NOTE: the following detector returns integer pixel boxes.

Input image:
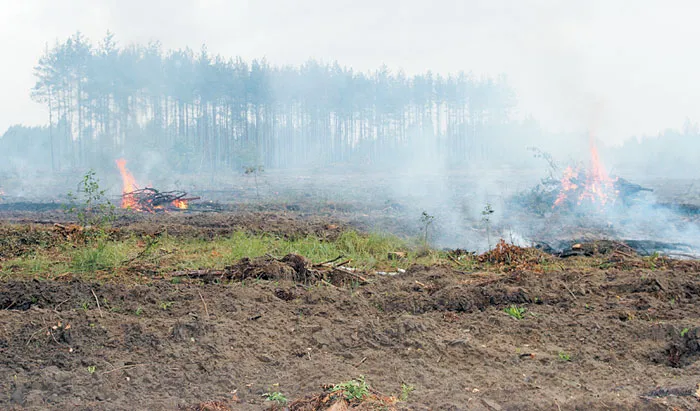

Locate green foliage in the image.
[262,391,287,405]
[70,240,128,273]
[558,351,571,362]
[87,366,96,374]
[159,301,174,311]
[135,307,144,316]
[331,375,370,401]
[504,305,526,320]
[66,170,115,229]
[400,383,415,401]
[681,327,690,337]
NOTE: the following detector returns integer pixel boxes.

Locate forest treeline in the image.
[29,32,519,172]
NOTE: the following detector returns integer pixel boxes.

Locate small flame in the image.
[554,166,579,207]
[115,159,138,209]
[172,199,189,210]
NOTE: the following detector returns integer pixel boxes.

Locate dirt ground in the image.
[1,210,700,410]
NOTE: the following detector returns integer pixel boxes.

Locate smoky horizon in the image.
[0,3,698,256]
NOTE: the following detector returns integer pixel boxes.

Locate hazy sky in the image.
[1,0,698,144]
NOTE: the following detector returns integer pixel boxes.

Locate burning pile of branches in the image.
[121,188,198,213]
[513,138,652,215]
[115,158,198,212]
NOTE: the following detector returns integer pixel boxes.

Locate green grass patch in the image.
[0,229,420,279]
[70,240,132,273]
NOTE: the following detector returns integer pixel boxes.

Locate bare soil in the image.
[1,211,700,410]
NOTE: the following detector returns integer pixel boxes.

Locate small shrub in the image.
[262,391,287,405]
[331,375,370,401]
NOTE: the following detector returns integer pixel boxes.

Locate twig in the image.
[314,255,345,267]
[613,250,636,259]
[197,290,209,318]
[103,364,147,374]
[320,279,339,289]
[562,283,577,300]
[447,254,462,265]
[171,269,226,277]
[333,260,352,268]
[333,267,368,283]
[25,328,44,346]
[355,357,367,367]
[53,297,71,312]
[265,253,282,262]
[91,289,103,318]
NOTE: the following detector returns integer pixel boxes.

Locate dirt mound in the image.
[172,253,366,287]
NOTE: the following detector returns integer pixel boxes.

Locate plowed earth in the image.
[1,212,700,410]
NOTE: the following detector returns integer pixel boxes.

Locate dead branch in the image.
[91,289,103,318]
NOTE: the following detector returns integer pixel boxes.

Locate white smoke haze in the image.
[0,0,699,254]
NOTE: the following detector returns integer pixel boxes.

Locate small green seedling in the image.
[159,301,173,311]
[504,305,526,320]
[135,307,143,316]
[558,351,571,362]
[331,375,370,401]
[400,383,415,401]
[262,391,287,405]
[681,328,690,337]
[87,366,96,374]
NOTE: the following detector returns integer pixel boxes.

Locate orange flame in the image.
[553,134,618,209]
[115,159,189,211]
[554,166,579,207]
[115,159,138,209]
[172,199,189,210]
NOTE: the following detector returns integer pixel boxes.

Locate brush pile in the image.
[477,239,549,272]
[170,253,368,286]
[121,188,199,212]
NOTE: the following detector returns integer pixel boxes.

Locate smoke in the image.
[0,2,699,255]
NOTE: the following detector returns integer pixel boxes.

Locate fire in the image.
[115,158,189,212]
[553,134,618,209]
[172,199,189,210]
[115,159,139,209]
[554,166,579,207]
